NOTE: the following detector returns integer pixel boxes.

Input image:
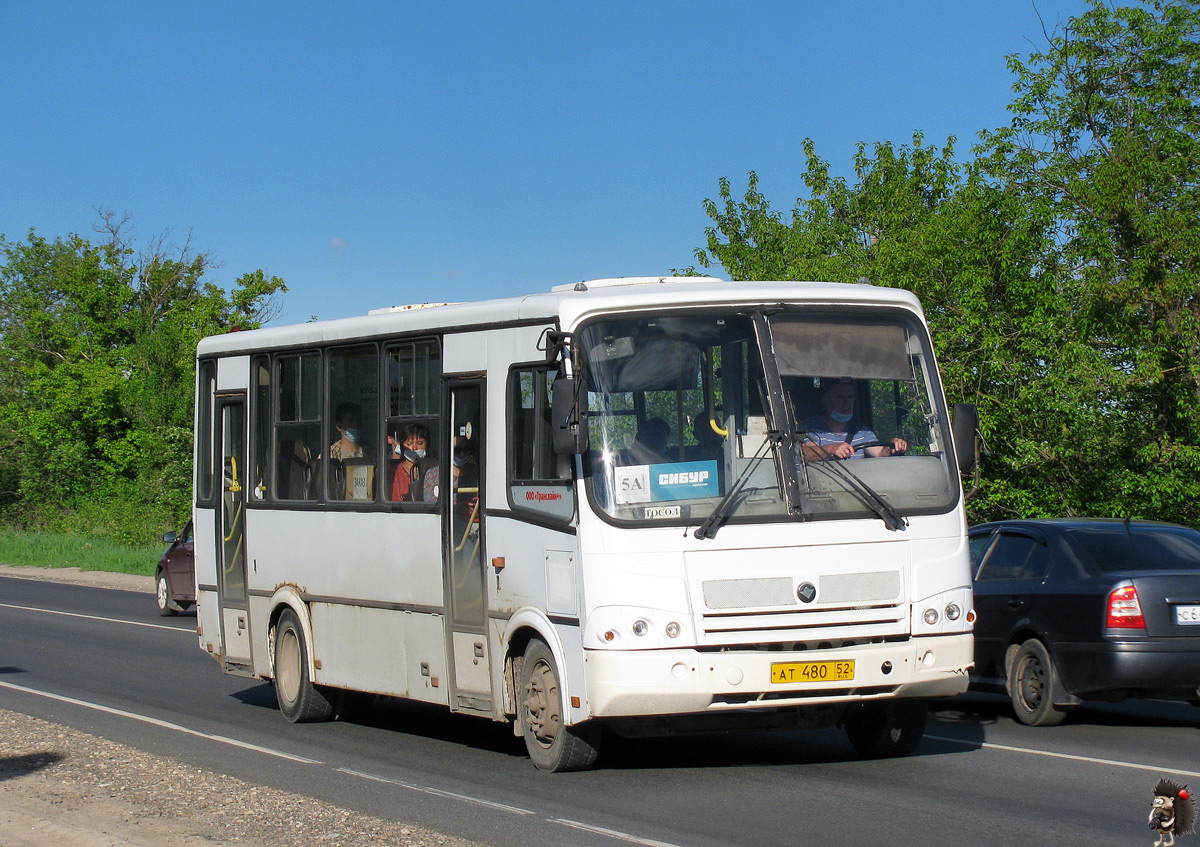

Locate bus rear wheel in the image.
[519,639,600,771]
[273,609,335,723]
[844,700,928,758]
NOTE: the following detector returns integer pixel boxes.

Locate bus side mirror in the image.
[952,403,978,475]
[551,374,589,455]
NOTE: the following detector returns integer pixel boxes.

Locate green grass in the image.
[0,528,162,576]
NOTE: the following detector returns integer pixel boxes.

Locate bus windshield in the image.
[580,309,957,527]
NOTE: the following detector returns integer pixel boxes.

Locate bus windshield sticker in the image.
[650,461,719,501]
[614,465,651,504]
[644,504,681,519]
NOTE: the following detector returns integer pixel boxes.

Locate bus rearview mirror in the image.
[952,403,978,475]
[551,374,589,455]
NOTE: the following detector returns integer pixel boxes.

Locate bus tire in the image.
[844,700,927,758]
[519,639,600,771]
[273,609,335,723]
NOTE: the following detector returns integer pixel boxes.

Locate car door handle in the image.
[1007,598,1024,609]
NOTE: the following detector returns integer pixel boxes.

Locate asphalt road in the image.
[1,574,1195,847]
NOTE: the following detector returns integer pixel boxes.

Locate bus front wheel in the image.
[273,609,335,723]
[519,639,600,771]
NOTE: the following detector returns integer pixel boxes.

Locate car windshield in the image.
[1066,524,1200,572]
[579,308,957,527]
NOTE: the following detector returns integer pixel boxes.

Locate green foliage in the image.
[0,527,162,576]
[0,215,286,544]
[695,0,1200,526]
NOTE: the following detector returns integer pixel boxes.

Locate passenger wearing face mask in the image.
[798,379,907,461]
[330,402,371,461]
[327,402,377,500]
[387,422,435,502]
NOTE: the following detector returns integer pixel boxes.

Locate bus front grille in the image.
[699,605,908,646]
[701,570,902,610]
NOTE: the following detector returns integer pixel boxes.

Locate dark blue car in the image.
[969,518,1200,725]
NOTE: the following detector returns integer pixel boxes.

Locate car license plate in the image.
[1176,605,1200,625]
[770,660,855,684]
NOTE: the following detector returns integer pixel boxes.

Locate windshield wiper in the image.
[797,434,907,532]
[694,431,781,540]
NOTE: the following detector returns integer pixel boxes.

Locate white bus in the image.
[193,276,978,771]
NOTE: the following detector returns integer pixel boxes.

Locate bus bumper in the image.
[583,635,972,718]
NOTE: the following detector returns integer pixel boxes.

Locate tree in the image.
[0,215,285,541]
[693,0,1200,524]
[980,0,1200,521]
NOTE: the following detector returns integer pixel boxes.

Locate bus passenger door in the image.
[443,379,491,713]
[217,396,253,673]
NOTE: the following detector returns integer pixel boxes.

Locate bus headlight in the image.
[913,588,974,635]
[588,607,693,649]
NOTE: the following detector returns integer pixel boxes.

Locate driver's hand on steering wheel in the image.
[826,441,857,460]
[890,437,908,455]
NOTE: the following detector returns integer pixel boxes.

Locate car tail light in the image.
[1106,585,1145,629]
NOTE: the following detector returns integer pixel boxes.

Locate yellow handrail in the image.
[705,349,729,437]
[454,487,480,553]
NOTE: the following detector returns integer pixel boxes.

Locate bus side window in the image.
[251,356,271,500]
[509,366,574,521]
[385,338,441,505]
[327,345,380,502]
[276,353,321,502]
[196,360,216,504]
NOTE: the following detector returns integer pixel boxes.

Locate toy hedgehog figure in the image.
[1150,778,1196,846]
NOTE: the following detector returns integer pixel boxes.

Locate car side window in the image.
[1022,541,1050,580]
[969,533,994,572]
[976,533,1045,581]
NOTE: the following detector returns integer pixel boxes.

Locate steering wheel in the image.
[853,439,900,455]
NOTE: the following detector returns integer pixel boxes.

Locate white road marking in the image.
[0,601,183,632]
[551,818,689,847]
[0,679,321,764]
[926,733,1200,779]
[337,767,535,815]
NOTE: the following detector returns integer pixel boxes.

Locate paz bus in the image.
[192,276,978,771]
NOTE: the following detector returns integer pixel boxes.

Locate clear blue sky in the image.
[1,1,1093,324]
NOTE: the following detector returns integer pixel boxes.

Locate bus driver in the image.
[799,379,907,461]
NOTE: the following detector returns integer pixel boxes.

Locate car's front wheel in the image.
[1007,639,1068,727]
[155,573,177,617]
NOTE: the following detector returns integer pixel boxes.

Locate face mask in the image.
[393,443,404,456]
[829,411,852,424]
[343,428,361,444]
[411,448,426,459]
[403,448,422,463]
